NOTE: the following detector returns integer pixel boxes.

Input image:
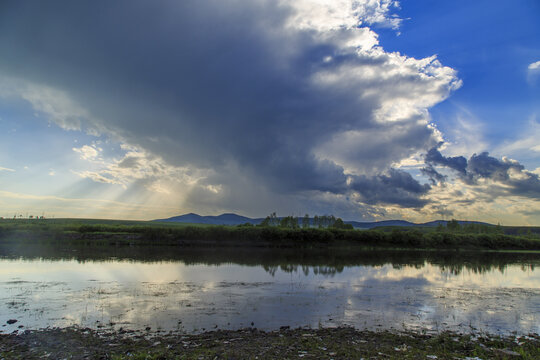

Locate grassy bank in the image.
[1,218,540,250]
[1,326,538,359]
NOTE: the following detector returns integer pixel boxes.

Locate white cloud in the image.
[73,144,215,194]
[0,166,15,172]
[497,114,540,155]
[528,60,540,70]
[284,0,402,33]
[442,107,488,158]
[419,180,540,226]
[73,145,100,160]
[527,60,540,85]
[0,75,105,134]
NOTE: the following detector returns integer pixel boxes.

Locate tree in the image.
[331,218,353,229]
[302,214,310,229]
[260,212,278,227]
[319,215,334,228]
[279,216,289,228]
[447,219,460,232]
[329,215,336,227]
[270,212,278,226]
[279,215,299,229]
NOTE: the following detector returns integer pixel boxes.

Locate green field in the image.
[1,218,540,250]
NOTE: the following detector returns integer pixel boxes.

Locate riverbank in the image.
[1,219,540,250]
[1,326,538,359]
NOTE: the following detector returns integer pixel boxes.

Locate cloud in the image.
[420,164,446,185]
[527,60,540,84]
[73,144,212,194]
[422,180,540,226]
[350,169,431,208]
[441,107,488,158]
[0,0,460,214]
[422,146,540,199]
[0,166,15,172]
[528,61,540,70]
[497,115,540,155]
[0,76,93,132]
[73,145,100,160]
[285,0,402,32]
[425,146,467,174]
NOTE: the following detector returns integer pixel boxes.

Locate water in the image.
[1,247,539,335]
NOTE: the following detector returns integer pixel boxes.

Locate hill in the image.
[155,213,261,226]
[154,213,492,229]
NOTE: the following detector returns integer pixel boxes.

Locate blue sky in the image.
[0,0,539,224]
[378,0,540,165]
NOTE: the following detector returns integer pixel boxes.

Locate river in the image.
[1,247,539,335]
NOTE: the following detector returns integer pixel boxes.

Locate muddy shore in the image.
[1,326,539,359]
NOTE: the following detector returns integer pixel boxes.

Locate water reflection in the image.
[0,243,537,275]
[0,247,539,335]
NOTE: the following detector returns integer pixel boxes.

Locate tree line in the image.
[258,212,353,230]
[438,219,504,234]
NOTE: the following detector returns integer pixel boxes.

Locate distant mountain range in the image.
[154,213,492,229]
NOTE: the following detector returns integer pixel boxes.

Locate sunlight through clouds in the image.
[0,0,539,223]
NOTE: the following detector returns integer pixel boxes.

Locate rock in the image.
[394,344,408,352]
[6,319,17,325]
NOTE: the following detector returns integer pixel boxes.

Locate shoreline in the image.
[1,326,538,359]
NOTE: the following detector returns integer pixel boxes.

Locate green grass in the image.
[1,218,540,250]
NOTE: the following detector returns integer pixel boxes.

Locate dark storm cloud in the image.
[424,147,540,198]
[0,0,453,209]
[467,152,522,182]
[350,169,431,208]
[425,146,467,174]
[467,153,540,198]
[420,165,447,185]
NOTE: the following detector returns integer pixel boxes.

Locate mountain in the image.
[343,219,413,228]
[155,213,261,226]
[154,213,493,229]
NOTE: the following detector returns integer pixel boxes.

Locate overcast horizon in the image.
[1,0,539,225]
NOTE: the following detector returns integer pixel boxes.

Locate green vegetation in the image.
[442,218,504,234]
[1,327,538,360]
[1,217,540,250]
[260,212,353,229]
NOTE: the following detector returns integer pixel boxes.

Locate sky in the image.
[0,0,539,225]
